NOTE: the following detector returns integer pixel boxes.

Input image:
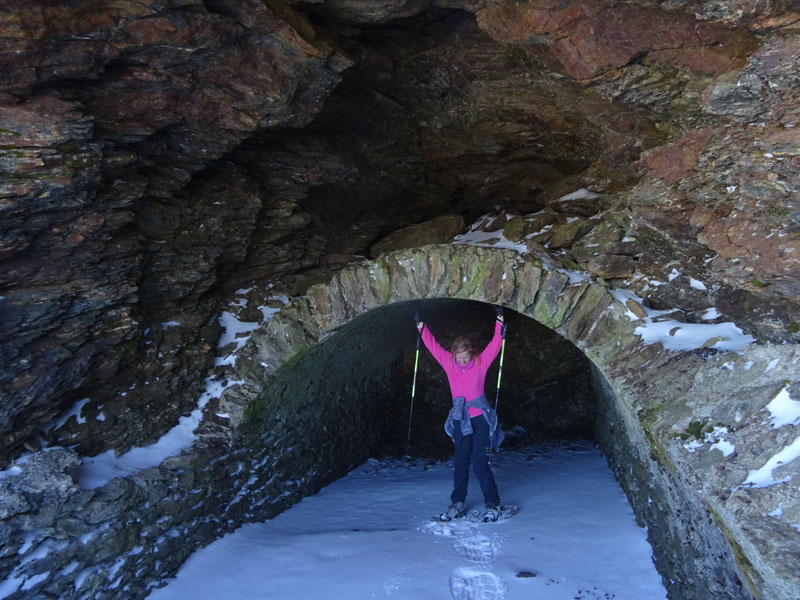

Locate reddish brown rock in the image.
[640,128,714,185]
[474,0,758,80]
[698,213,800,279]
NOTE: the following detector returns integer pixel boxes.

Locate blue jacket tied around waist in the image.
[444,394,504,452]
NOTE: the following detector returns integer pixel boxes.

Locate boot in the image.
[440,501,466,521]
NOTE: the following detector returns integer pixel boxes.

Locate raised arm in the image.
[479,319,504,365]
[418,323,451,369]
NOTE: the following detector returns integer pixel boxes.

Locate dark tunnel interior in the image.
[242,298,599,465]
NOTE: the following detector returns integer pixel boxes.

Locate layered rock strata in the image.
[1,1,799,599]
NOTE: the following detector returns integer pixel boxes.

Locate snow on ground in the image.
[148,442,667,600]
[557,188,600,201]
[741,437,800,489]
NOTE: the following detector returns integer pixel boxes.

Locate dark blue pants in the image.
[451,416,500,506]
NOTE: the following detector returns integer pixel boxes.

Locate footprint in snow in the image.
[452,534,496,563]
[422,520,478,538]
[449,567,506,600]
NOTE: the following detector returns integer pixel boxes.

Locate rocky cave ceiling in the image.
[0,0,799,465]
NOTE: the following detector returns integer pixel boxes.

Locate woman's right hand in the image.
[417,321,424,329]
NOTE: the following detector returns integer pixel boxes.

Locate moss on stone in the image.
[788,321,799,335]
[466,254,489,297]
[683,419,707,440]
[638,403,662,429]
[709,507,761,599]
[645,429,677,474]
[376,258,393,305]
[240,391,272,430]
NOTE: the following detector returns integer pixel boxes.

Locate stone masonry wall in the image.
[1,245,797,599]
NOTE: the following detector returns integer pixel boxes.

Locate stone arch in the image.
[5,245,793,600]
[209,245,796,599]
[214,243,795,600]
[226,244,634,432]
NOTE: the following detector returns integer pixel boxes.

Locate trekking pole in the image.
[405,305,422,459]
[488,306,507,460]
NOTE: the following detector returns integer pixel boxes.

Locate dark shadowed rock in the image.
[370,215,465,256]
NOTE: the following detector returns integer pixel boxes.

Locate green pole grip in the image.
[495,336,506,392]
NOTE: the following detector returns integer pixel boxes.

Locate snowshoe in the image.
[434,501,466,523]
[464,504,519,523]
[483,504,500,523]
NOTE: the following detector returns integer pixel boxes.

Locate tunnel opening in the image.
[239,298,600,472]
[233,270,760,600]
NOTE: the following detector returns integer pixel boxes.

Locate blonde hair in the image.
[450,336,479,366]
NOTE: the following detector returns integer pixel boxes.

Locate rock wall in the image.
[1,245,798,599]
[227,245,797,599]
[1,0,800,598]
[1,0,797,469]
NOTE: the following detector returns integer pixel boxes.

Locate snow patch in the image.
[688,277,707,291]
[685,427,735,457]
[765,386,800,429]
[42,397,90,432]
[147,444,667,600]
[77,377,243,490]
[740,436,800,489]
[21,572,49,591]
[609,289,754,352]
[215,297,287,367]
[453,225,528,254]
[0,465,22,481]
[558,188,600,201]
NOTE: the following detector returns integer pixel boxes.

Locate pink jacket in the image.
[420,321,503,417]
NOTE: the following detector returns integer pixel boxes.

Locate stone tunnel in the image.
[1,1,799,599]
[6,244,797,599]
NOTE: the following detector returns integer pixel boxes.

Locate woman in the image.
[417,308,505,522]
